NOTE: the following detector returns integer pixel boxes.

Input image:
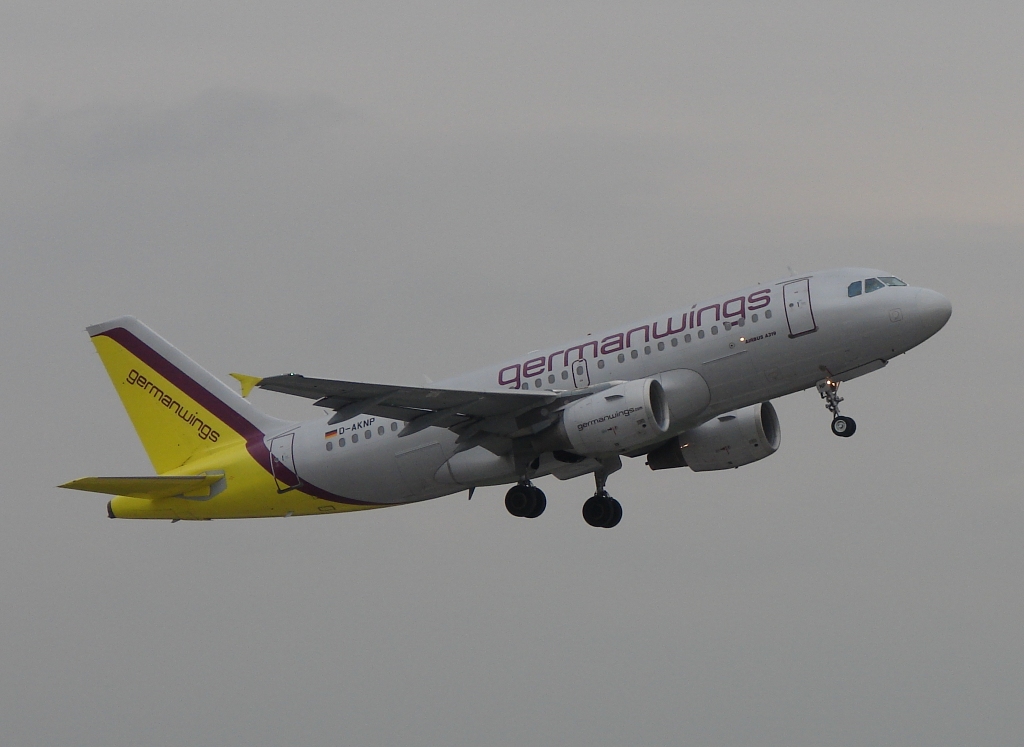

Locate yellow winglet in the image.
[229,373,263,398]
[59,473,225,500]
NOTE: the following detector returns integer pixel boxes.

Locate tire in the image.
[603,498,622,528]
[831,416,857,438]
[583,494,611,527]
[525,487,547,518]
[505,484,533,517]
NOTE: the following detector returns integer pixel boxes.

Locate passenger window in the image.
[765,310,772,319]
[724,321,731,330]
[698,330,705,339]
[630,349,639,359]
[671,338,678,347]
[711,326,718,335]
[535,378,542,388]
[848,281,862,297]
[657,341,664,351]
[352,433,358,443]
[561,370,569,379]
[644,345,651,355]
[752,314,758,322]
[378,425,385,435]
[390,422,398,431]
[522,382,529,390]
[684,334,691,342]
[865,277,885,293]
[617,353,625,363]
[365,430,371,440]
[879,276,906,286]
[326,441,333,451]
[548,374,555,383]
[597,359,605,369]
[339,437,346,446]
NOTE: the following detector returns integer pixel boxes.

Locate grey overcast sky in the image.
[1,3,1021,746]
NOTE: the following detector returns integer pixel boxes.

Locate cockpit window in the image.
[848,281,862,297]
[879,276,906,286]
[865,277,885,293]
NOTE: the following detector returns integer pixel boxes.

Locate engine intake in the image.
[647,402,781,471]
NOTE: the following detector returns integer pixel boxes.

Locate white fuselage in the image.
[283,268,950,504]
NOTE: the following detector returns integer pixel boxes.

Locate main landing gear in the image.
[817,378,856,438]
[582,470,622,528]
[505,482,547,518]
[504,458,623,528]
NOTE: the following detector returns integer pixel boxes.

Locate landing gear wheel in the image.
[831,416,856,438]
[505,484,546,518]
[505,484,532,517]
[525,487,547,518]
[582,493,622,528]
[604,497,622,528]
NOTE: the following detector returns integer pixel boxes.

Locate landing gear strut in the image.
[582,469,622,528]
[817,378,856,438]
[505,482,546,518]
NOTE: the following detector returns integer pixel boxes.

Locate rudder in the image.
[87,316,287,473]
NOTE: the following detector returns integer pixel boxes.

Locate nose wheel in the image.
[818,378,856,438]
[505,483,546,518]
[831,415,856,437]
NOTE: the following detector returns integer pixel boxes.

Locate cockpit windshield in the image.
[850,275,908,298]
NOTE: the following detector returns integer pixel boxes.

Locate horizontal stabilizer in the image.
[59,472,225,500]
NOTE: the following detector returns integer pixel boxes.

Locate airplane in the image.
[61,267,951,527]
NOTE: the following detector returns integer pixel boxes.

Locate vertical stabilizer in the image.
[87,316,288,473]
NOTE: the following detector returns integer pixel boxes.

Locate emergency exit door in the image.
[571,358,590,388]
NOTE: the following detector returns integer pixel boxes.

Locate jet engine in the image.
[558,377,670,456]
[646,402,781,472]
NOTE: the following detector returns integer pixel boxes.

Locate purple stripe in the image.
[96,327,383,507]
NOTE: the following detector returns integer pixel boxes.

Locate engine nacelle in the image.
[561,378,670,456]
[646,402,781,472]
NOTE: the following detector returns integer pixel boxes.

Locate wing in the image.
[255,374,594,453]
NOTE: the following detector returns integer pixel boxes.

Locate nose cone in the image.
[914,288,952,340]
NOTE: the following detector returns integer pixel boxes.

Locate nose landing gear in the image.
[505,483,546,518]
[817,378,857,438]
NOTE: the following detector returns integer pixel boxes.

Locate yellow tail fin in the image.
[87,317,286,473]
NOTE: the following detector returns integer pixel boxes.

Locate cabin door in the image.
[269,432,300,492]
[783,279,818,338]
